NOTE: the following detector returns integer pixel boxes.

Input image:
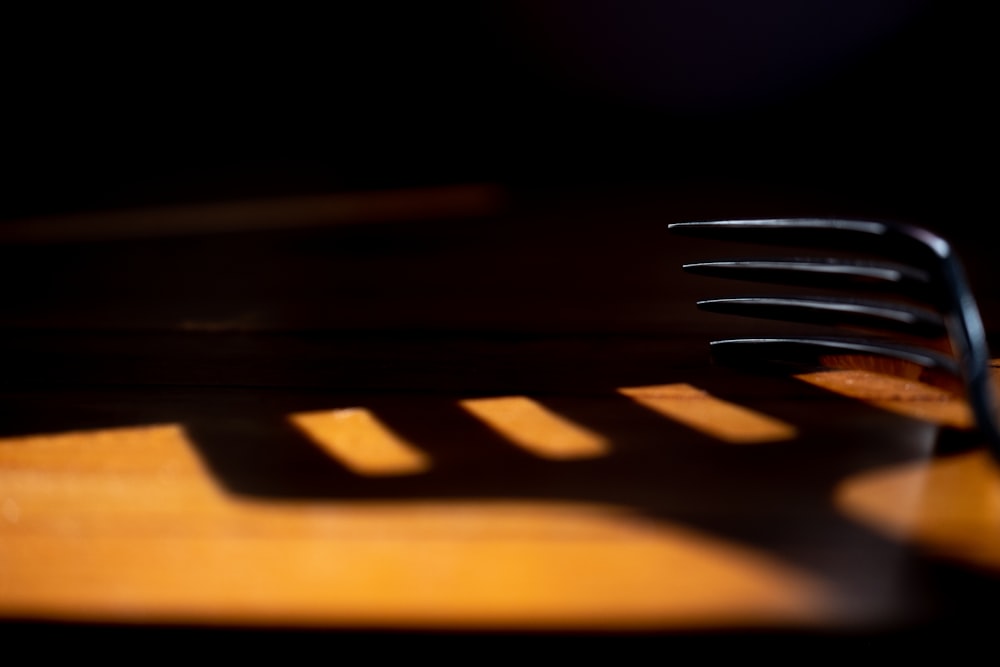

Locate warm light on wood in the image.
[0,421,834,630]
[458,396,610,460]
[836,450,1000,572]
[794,369,975,430]
[617,384,798,444]
[289,408,431,476]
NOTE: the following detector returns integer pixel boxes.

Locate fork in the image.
[667,218,1000,460]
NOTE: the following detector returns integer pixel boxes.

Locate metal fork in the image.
[668,218,1000,460]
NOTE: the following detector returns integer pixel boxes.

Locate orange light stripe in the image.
[459,396,610,460]
[617,384,797,444]
[289,408,431,477]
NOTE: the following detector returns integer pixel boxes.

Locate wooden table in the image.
[2,184,998,647]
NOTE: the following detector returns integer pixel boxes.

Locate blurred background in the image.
[3,0,992,227]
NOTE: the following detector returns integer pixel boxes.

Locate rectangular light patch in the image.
[459,396,610,460]
[289,408,430,477]
[617,384,797,444]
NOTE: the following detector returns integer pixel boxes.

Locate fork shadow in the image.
[2,337,996,637]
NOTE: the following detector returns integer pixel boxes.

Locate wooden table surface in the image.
[1,183,998,646]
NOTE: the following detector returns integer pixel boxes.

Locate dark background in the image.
[3,1,993,228]
[0,3,997,647]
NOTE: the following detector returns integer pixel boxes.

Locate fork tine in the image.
[668,219,950,266]
[682,258,934,297]
[697,296,947,338]
[708,337,961,377]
